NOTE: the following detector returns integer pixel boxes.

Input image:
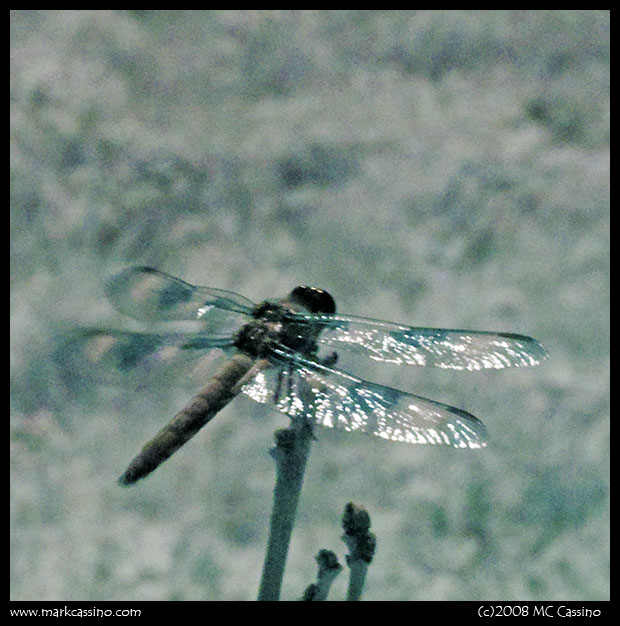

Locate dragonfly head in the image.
[288,286,336,315]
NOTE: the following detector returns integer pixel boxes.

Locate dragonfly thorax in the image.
[233,298,324,359]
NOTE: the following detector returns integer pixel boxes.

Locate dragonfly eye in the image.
[289,286,336,315]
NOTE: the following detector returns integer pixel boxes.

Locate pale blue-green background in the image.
[11,10,609,601]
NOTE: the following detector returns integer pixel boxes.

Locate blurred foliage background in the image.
[10,10,609,601]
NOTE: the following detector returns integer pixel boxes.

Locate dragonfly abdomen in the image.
[119,353,256,485]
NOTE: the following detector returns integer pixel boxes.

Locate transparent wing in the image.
[284,312,547,371]
[240,346,487,449]
[106,267,254,334]
[55,329,236,388]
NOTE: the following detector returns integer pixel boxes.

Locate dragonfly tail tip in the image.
[118,472,136,487]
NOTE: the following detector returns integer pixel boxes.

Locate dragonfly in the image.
[62,267,547,485]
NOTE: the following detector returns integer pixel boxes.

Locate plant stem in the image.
[302,550,342,601]
[257,420,313,601]
[342,503,376,601]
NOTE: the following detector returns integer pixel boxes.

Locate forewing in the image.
[106,267,254,334]
[286,313,547,371]
[240,347,487,449]
[55,329,235,389]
